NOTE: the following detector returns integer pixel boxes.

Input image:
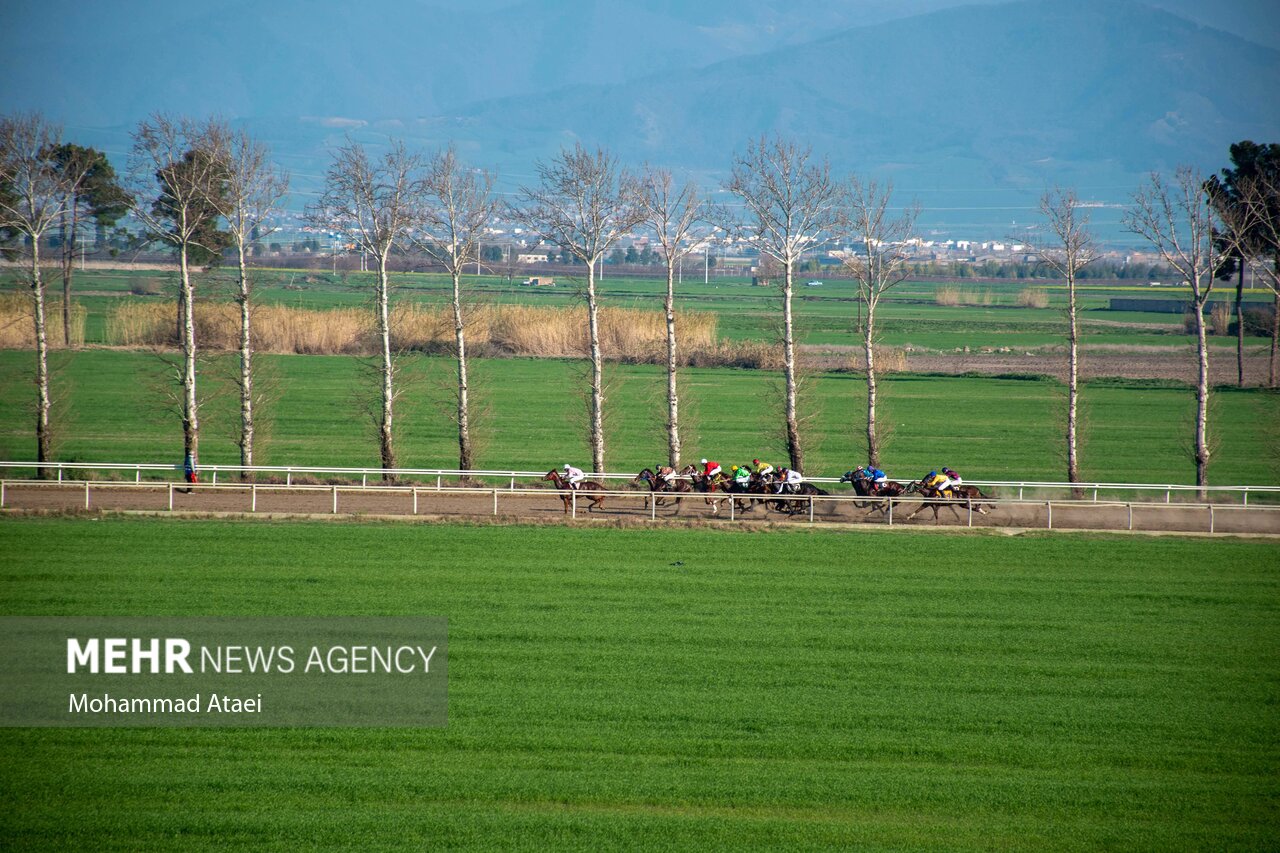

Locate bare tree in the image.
[840,176,918,470]
[311,138,422,476]
[418,145,499,472]
[637,166,703,468]
[512,144,641,475]
[0,114,77,474]
[725,136,844,471]
[1124,168,1219,491]
[1238,171,1280,385]
[1035,187,1098,485]
[129,115,229,475]
[207,124,288,474]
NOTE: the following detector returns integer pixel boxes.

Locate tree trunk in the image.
[586,261,606,476]
[452,270,473,472]
[1192,298,1211,494]
[376,253,396,477]
[60,209,74,348]
[237,242,254,475]
[863,313,879,469]
[31,241,51,478]
[782,259,803,472]
[178,243,199,474]
[1271,269,1278,388]
[665,262,680,468]
[1235,262,1245,387]
[1067,273,1080,485]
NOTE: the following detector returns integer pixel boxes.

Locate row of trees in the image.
[3,112,1277,491]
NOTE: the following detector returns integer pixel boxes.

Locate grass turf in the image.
[1,348,1277,486]
[0,516,1276,849]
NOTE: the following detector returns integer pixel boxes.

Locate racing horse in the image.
[634,467,690,511]
[686,465,744,516]
[543,469,606,514]
[771,479,830,515]
[902,481,990,522]
[841,467,909,516]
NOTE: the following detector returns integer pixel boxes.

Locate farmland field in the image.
[1,349,1278,485]
[9,267,1276,352]
[0,517,1276,850]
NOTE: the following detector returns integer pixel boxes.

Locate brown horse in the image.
[634,468,689,510]
[841,468,908,516]
[686,465,738,515]
[544,470,605,514]
[902,482,989,522]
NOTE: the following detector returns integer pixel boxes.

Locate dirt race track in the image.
[4,481,1279,536]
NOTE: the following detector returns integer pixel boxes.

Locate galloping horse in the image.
[841,468,908,516]
[901,482,990,522]
[634,467,690,511]
[686,465,741,515]
[543,470,605,514]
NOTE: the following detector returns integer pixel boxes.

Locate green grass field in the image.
[12,267,1275,351]
[1,517,1276,850]
[1,349,1278,486]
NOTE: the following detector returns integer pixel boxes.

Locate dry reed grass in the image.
[934,285,993,307]
[104,301,719,361]
[1017,288,1050,309]
[0,294,86,348]
[1210,302,1233,336]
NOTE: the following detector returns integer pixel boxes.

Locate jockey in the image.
[655,464,677,486]
[776,467,804,494]
[562,464,586,489]
[732,464,753,488]
[866,466,887,484]
[922,470,953,497]
[700,458,722,481]
[752,458,774,478]
[942,467,962,486]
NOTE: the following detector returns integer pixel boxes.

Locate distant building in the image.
[517,253,548,264]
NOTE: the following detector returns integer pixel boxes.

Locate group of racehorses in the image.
[543,464,992,521]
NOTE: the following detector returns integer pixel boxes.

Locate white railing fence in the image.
[2,478,1278,535]
[1,460,1278,506]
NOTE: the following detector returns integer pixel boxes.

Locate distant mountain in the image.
[452,0,1280,177]
[3,0,1277,241]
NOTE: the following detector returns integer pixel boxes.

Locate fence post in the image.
[287,469,292,487]
[1,480,5,508]
[412,488,418,515]
[251,483,257,513]
[809,495,814,523]
[437,475,442,491]
[571,489,577,520]
[967,498,972,527]
[729,495,735,521]
[493,489,498,516]
[362,474,367,488]
[1243,488,1249,507]
[84,481,90,509]
[212,470,217,486]
[135,468,141,484]
[58,468,63,483]
[332,486,338,514]
[510,475,516,490]
[651,493,656,521]
[1128,503,1133,531]
[1209,504,1215,534]
[1165,489,1170,504]
[1092,487,1098,502]
[1047,501,1053,530]
[168,483,173,512]
[1018,484,1024,500]
[887,498,893,526]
